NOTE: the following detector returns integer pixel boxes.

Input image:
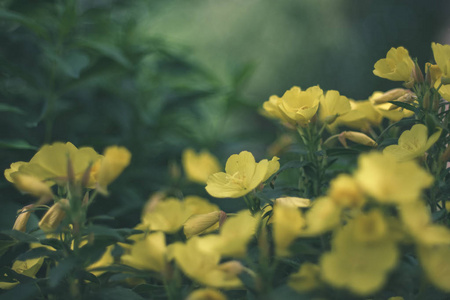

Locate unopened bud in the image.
[440,146,450,165]
[169,160,181,181]
[412,61,424,84]
[183,211,223,238]
[338,131,377,148]
[217,260,244,276]
[371,88,410,105]
[323,114,339,125]
[143,191,166,214]
[425,63,442,87]
[432,92,440,112]
[12,205,34,232]
[39,199,69,232]
[275,197,311,208]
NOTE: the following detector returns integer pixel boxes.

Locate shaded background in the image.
[1,0,449,229]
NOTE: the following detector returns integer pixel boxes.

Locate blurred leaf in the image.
[78,39,132,68]
[48,256,77,288]
[0,104,25,115]
[75,270,99,284]
[16,247,63,261]
[0,280,41,300]
[40,238,68,251]
[0,9,47,38]
[88,286,145,300]
[432,209,447,222]
[0,230,39,243]
[0,239,17,257]
[326,147,361,157]
[0,139,37,150]
[43,49,90,79]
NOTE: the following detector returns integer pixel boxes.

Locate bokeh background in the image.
[1,0,449,229]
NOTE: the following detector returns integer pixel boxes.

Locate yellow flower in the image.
[288,262,321,292]
[12,205,34,232]
[272,204,305,257]
[418,245,450,292]
[142,196,219,234]
[275,197,310,208]
[206,151,279,198]
[337,100,382,132]
[121,231,167,273]
[318,90,352,128]
[262,86,322,127]
[383,124,442,161]
[303,197,342,235]
[186,288,228,300]
[5,142,102,187]
[373,47,415,82]
[198,210,259,258]
[0,257,45,289]
[328,174,365,208]
[320,211,399,296]
[431,42,450,77]
[354,152,433,204]
[10,174,54,203]
[182,148,221,184]
[95,146,131,195]
[87,245,115,276]
[170,237,243,289]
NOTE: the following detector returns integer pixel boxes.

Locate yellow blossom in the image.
[337,100,382,132]
[328,174,365,208]
[354,152,433,204]
[12,205,34,232]
[303,197,342,235]
[183,211,225,238]
[288,262,321,292]
[170,237,243,289]
[418,245,450,292]
[262,86,322,127]
[142,196,219,234]
[0,257,45,289]
[87,245,115,276]
[383,124,442,161]
[318,90,352,128]
[186,288,228,300]
[373,47,415,82]
[121,231,167,273]
[197,210,259,258]
[206,151,279,198]
[182,148,221,184]
[11,174,54,203]
[320,211,399,296]
[5,142,102,187]
[95,146,131,195]
[272,204,305,257]
[275,197,310,208]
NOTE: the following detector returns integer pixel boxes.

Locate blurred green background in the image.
[1,0,448,229]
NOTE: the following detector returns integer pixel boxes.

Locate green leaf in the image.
[0,104,25,115]
[78,39,132,68]
[0,140,37,150]
[48,256,77,288]
[87,286,145,300]
[0,239,17,257]
[43,49,90,79]
[0,9,47,39]
[0,230,39,243]
[16,247,63,261]
[0,280,41,300]
[388,101,418,113]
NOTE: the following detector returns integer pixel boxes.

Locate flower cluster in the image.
[1,42,449,300]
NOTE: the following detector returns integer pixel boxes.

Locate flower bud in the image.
[39,199,69,232]
[275,197,310,208]
[12,205,34,232]
[371,88,411,105]
[432,92,440,112]
[338,131,377,148]
[217,260,245,276]
[423,90,431,110]
[183,211,223,238]
[412,60,424,84]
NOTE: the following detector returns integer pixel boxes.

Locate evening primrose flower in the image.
[369,90,415,122]
[337,99,383,131]
[170,237,243,289]
[383,124,442,161]
[94,146,131,195]
[5,142,102,187]
[38,199,69,232]
[373,47,415,83]
[182,148,221,184]
[354,152,433,204]
[418,245,450,292]
[186,289,228,300]
[0,257,45,289]
[11,174,54,203]
[431,42,450,100]
[328,174,365,208]
[262,86,323,127]
[320,211,399,296]
[288,262,321,292]
[318,90,352,128]
[206,151,279,198]
[272,204,305,257]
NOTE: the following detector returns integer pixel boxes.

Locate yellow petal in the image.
[97,146,131,195]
